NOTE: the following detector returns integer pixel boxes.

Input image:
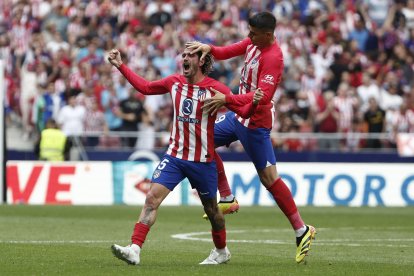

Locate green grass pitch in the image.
[0,205,413,275]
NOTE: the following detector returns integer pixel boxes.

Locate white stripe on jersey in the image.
[176,85,189,159]
[187,87,198,161]
[166,83,179,157]
[237,46,261,127]
[240,116,250,127]
[199,89,212,162]
[240,45,257,94]
[250,50,261,92]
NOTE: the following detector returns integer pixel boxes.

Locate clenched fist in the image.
[107,49,123,68]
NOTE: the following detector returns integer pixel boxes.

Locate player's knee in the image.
[258,167,278,187]
[203,204,215,217]
[203,203,219,218]
[145,192,162,209]
[258,174,273,187]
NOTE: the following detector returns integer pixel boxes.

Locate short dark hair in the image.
[46,118,58,128]
[196,51,214,76]
[248,11,276,32]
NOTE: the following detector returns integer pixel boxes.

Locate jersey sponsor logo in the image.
[197,89,207,101]
[264,74,274,81]
[177,116,200,124]
[261,74,275,85]
[182,98,193,115]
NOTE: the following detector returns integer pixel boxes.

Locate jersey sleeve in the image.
[118,64,170,95]
[225,93,255,106]
[210,38,251,60]
[210,81,256,119]
[256,53,283,105]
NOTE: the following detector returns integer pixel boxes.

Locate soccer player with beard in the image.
[187,11,316,263]
[107,46,263,265]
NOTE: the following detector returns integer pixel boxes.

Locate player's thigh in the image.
[214,111,238,147]
[184,160,218,200]
[152,154,185,191]
[236,125,276,170]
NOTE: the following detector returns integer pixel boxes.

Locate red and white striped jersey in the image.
[118,64,255,162]
[334,96,357,132]
[210,38,284,129]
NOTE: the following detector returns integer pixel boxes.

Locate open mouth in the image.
[183,63,190,72]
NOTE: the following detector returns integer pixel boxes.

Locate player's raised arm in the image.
[107,49,169,95]
[186,38,250,61]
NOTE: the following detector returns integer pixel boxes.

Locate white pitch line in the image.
[0,240,128,244]
[171,230,414,248]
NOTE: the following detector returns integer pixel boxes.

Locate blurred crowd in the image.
[1,0,414,153]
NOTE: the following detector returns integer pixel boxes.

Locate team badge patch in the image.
[248,58,259,68]
[197,88,207,100]
[153,169,161,179]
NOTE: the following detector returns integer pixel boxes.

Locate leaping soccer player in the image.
[107,45,263,265]
[187,11,316,263]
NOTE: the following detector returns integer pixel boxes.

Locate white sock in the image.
[220,195,235,202]
[295,225,307,237]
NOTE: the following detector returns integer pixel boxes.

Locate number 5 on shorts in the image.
[157,159,169,170]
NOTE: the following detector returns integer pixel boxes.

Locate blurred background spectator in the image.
[2,0,414,154]
[34,118,71,161]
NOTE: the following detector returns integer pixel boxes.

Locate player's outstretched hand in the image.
[185,41,211,62]
[253,88,264,105]
[107,49,123,68]
[201,87,226,116]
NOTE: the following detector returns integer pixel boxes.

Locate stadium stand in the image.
[2,0,414,155]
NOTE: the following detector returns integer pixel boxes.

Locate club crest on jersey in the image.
[182,98,193,115]
[153,169,161,179]
[197,89,207,100]
[249,58,259,68]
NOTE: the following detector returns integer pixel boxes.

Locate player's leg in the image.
[213,152,239,214]
[202,112,239,219]
[237,125,316,263]
[185,160,231,265]
[111,155,183,265]
[257,166,316,263]
[199,196,231,265]
[111,183,170,265]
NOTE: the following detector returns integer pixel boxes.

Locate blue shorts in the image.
[214,111,276,169]
[151,154,218,199]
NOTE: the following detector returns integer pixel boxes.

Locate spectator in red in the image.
[315,91,339,150]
